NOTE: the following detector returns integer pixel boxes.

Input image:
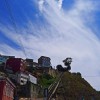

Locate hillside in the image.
[56,72,100,100]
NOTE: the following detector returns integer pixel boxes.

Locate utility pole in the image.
[44,88,48,100]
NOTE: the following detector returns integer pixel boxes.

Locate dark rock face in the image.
[56,65,63,71]
[56,65,71,72]
[56,58,72,72]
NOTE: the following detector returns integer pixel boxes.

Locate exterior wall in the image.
[29,74,37,84]
[16,72,37,85]
[26,59,34,73]
[0,81,5,100]
[17,72,29,85]
[33,62,39,67]
[0,56,9,65]
[19,98,43,100]
[0,55,14,71]
[26,59,33,68]
[38,56,51,67]
[0,78,15,100]
[3,81,15,100]
[19,82,39,100]
[0,55,15,67]
[6,58,26,73]
[19,98,44,100]
[19,98,31,100]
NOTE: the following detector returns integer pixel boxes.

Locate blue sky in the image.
[0,0,100,90]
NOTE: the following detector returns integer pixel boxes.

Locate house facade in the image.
[0,76,15,100]
[26,58,33,68]
[0,55,15,65]
[0,55,14,71]
[5,58,26,73]
[16,72,29,85]
[38,56,51,67]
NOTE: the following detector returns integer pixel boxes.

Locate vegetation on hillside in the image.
[56,72,100,100]
[38,73,56,88]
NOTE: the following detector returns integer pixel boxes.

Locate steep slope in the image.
[56,72,100,100]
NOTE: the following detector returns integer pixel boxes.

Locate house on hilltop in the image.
[38,56,51,68]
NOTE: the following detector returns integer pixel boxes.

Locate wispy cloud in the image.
[0,0,100,90]
[38,0,45,12]
[0,43,25,58]
[58,0,63,9]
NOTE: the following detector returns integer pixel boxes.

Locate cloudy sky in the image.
[0,0,100,90]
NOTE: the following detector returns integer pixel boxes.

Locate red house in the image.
[0,76,15,100]
[5,58,26,73]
